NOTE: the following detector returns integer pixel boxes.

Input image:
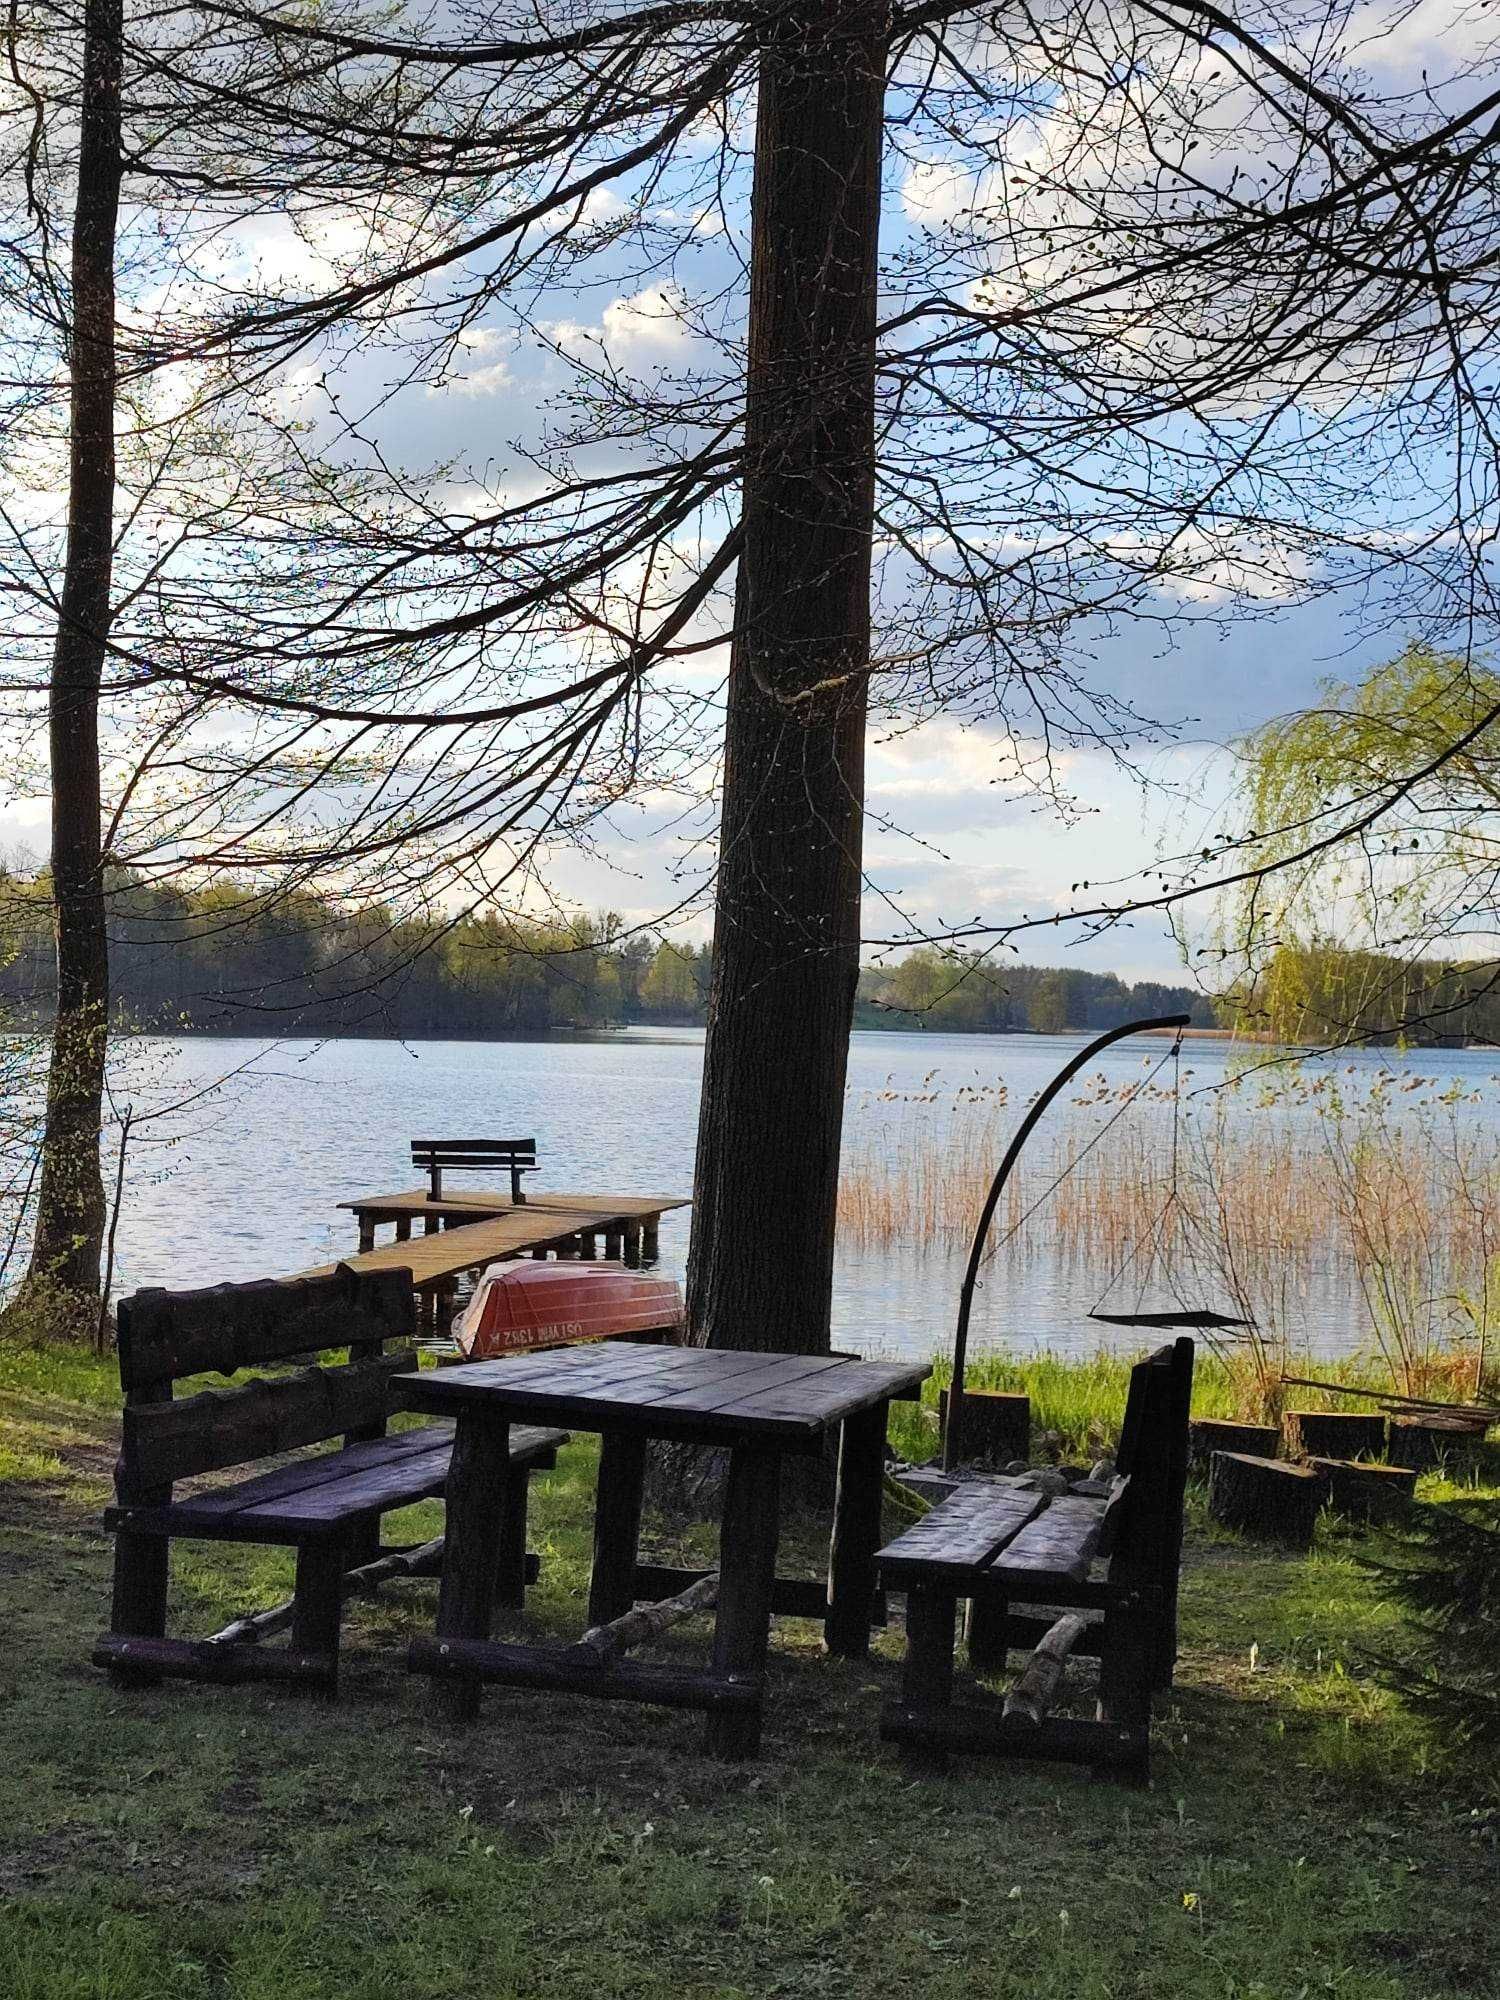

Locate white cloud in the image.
[429,326,515,399]
[601,283,694,356]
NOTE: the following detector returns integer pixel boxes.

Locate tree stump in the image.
[1284,1410,1387,1462]
[938,1389,1029,1465]
[1386,1415,1488,1475]
[1208,1452,1327,1550]
[1308,1457,1418,1524]
[1188,1419,1278,1470]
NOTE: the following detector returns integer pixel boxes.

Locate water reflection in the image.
[97,1026,1500,1363]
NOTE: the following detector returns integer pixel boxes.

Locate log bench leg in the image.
[901,1582,957,1773]
[706,1446,781,1759]
[826,1399,888,1658]
[291,1539,345,1696]
[432,1413,512,1721]
[107,1530,170,1687]
[346,1510,381,1571]
[966,1591,1010,1676]
[589,1432,647,1628]
[495,1467,535,1612]
[1096,1585,1155,1787]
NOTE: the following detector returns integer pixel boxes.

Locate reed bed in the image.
[840,1064,1500,1411]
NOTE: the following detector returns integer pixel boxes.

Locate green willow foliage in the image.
[1222,645,1500,1044]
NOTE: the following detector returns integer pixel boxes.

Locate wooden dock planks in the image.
[297,1205,645,1290]
[337,1188,691,1223]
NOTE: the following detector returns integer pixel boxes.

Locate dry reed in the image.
[838,1064,1500,1410]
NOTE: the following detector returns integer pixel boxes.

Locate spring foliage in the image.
[1222,647,1500,1040]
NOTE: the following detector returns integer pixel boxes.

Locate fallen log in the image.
[1278,1376,1496,1424]
[1002,1612,1088,1726]
[574,1571,720,1665]
[207,1535,453,1648]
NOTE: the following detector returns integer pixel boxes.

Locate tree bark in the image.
[26,0,122,1311]
[687,0,888,1357]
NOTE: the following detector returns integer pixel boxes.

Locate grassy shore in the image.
[2,1341,1498,2000]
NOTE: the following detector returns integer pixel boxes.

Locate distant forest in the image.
[0,874,1217,1038]
[0,875,1493,1043]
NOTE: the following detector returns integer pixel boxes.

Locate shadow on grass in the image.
[2,1350,1497,2000]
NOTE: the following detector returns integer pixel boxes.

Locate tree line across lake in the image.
[0,874,1494,1044]
[0,875,1214,1038]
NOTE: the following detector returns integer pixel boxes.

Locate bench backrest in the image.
[411,1137,538,1203]
[1106,1338,1194,1587]
[115,1266,417,1503]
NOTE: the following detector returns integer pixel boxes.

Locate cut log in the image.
[1208,1452,1327,1550]
[1284,1410,1386,1462]
[94,1632,333,1686]
[1387,1415,1488,1474]
[410,1634,759,1712]
[1308,1457,1418,1523]
[938,1389,1029,1466]
[204,1537,535,1648]
[1002,1612,1087,1726]
[573,1571,720,1665]
[1187,1419,1278,1469]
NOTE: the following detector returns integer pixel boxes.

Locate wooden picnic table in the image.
[394,1342,930,1756]
[338,1187,689,1263]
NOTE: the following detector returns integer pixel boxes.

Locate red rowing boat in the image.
[455,1260,685,1358]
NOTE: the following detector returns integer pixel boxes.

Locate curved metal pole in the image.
[942,1013,1191,1471]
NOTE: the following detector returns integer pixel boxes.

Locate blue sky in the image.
[4,0,1494,989]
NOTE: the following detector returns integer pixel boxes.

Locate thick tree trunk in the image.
[26,0,121,1311]
[687,0,888,1357]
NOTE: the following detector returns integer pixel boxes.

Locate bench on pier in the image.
[414,1137,537,1204]
[94,1266,566,1695]
[878,1338,1193,1786]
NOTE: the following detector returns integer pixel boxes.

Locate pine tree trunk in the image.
[687,0,888,1358]
[26,0,121,1313]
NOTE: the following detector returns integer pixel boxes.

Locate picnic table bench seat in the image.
[94,1266,566,1696]
[878,1338,1193,1786]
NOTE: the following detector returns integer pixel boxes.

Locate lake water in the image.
[95,1027,1500,1363]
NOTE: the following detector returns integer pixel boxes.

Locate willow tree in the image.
[8,0,1500,1340]
[1213,646,1500,1041]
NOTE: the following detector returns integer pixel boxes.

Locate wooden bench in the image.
[878,1338,1193,1786]
[94,1266,566,1695]
[413,1137,537,1204]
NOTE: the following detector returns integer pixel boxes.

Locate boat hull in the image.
[456,1261,685,1358]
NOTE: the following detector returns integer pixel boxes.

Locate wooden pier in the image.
[305,1189,691,1331]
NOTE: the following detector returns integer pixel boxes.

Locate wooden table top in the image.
[391,1342,930,1450]
[297,1205,637,1287]
[339,1188,690,1220]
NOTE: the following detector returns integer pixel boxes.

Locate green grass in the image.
[2,1340,1499,1999]
[889,1347,1495,1466]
